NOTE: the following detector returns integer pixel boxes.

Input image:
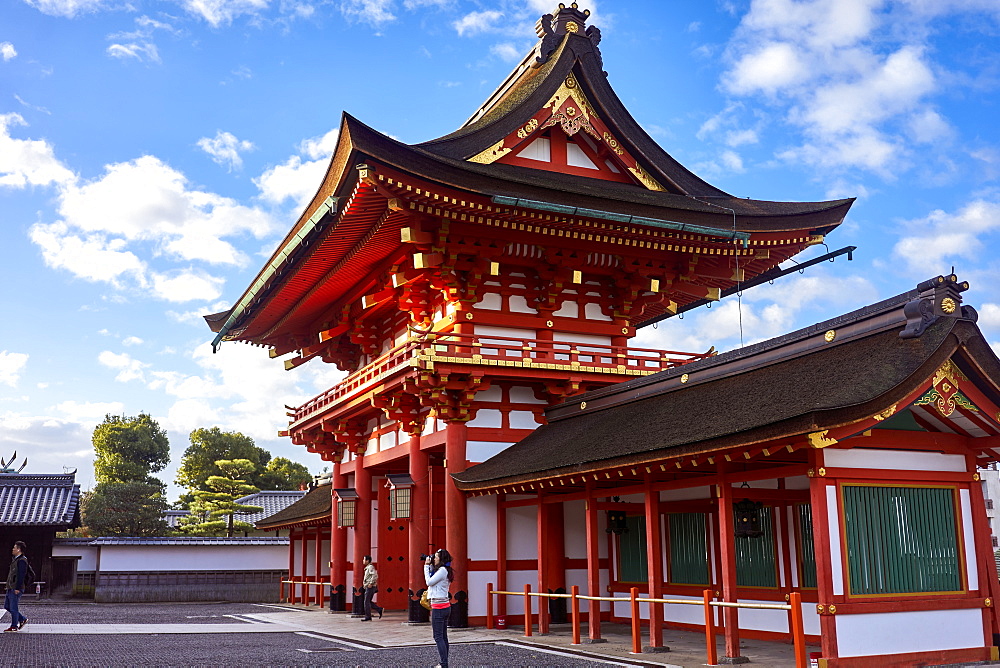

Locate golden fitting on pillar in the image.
[580,401,587,410]
[973,473,981,481]
[986,598,993,607]
[816,605,825,614]
[807,468,815,477]
[828,605,836,614]
[818,468,826,477]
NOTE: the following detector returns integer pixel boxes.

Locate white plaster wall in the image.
[661,594,707,626]
[468,496,498,561]
[584,302,612,321]
[509,410,540,429]
[507,505,538,560]
[552,332,612,347]
[475,293,502,310]
[97,544,288,572]
[960,488,979,591]
[378,430,395,451]
[836,608,985,657]
[503,570,541,614]
[467,441,512,463]
[53,544,99,571]
[826,485,845,596]
[509,385,546,404]
[292,539,302,577]
[468,569,497,617]
[476,386,503,402]
[553,301,579,318]
[467,409,503,428]
[509,296,537,314]
[564,500,587,559]
[476,325,534,341]
[823,448,967,472]
[734,598,798,633]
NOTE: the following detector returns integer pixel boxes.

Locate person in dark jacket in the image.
[4,541,28,632]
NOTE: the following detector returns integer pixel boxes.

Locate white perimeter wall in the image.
[53,544,98,571]
[836,609,985,657]
[79,544,288,572]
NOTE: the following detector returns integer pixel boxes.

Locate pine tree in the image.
[178,459,263,537]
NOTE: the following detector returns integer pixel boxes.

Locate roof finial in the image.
[0,451,28,474]
[533,4,597,68]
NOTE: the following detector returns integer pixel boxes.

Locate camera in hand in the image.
[420,553,430,561]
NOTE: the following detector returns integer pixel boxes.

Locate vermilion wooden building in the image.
[201,4,1000,665]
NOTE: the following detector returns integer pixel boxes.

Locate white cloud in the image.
[29,222,148,285]
[23,0,110,17]
[490,42,523,62]
[0,412,95,485]
[150,269,225,302]
[122,336,144,346]
[340,0,395,24]
[197,130,255,171]
[175,0,271,27]
[980,303,1000,333]
[54,400,125,422]
[0,351,29,388]
[725,41,808,95]
[893,199,1000,276]
[255,130,337,208]
[1,42,16,61]
[97,350,150,383]
[107,42,160,63]
[0,113,77,189]
[453,10,503,37]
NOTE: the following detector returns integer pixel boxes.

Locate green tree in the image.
[93,413,170,484]
[177,459,264,537]
[258,457,312,490]
[176,427,270,502]
[82,481,169,536]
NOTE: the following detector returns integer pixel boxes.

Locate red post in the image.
[571,585,581,645]
[445,421,469,600]
[486,582,494,629]
[630,587,642,654]
[353,454,372,609]
[301,528,310,605]
[330,459,347,610]
[288,530,297,604]
[717,476,742,659]
[314,525,323,607]
[537,499,550,635]
[408,433,429,603]
[584,487,603,642]
[524,584,533,637]
[790,592,806,668]
[279,580,284,603]
[704,589,717,666]
[644,480,664,649]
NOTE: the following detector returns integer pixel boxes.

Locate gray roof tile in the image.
[0,473,81,527]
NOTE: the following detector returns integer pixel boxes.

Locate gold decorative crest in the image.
[941,297,958,314]
[824,330,836,342]
[469,140,511,164]
[872,404,898,421]
[808,430,838,449]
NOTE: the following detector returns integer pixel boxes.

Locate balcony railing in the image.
[290,332,712,425]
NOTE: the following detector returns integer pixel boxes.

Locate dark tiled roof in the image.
[53,537,289,546]
[255,484,331,530]
[0,474,81,528]
[235,490,307,524]
[454,290,997,490]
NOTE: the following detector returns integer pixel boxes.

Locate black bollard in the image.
[329,584,347,612]
[448,590,468,628]
[408,588,430,623]
[350,586,365,617]
[548,587,568,624]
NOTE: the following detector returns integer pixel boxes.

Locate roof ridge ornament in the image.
[899,274,976,339]
[0,451,27,474]
[533,3,600,69]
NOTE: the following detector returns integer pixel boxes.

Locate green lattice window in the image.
[843,485,962,595]
[735,505,777,587]
[797,504,817,588]
[618,515,648,583]
[668,513,709,585]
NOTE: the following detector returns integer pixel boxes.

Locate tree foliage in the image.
[82,481,169,536]
[177,459,264,537]
[93,413,170,484]
[258,457,312,491]
[176,427,270,496]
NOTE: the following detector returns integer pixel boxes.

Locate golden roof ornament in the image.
[899,273,975,339]
[533,3,601,69]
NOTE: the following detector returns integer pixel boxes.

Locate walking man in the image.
[361,555,383,621]
[4,541,28,632]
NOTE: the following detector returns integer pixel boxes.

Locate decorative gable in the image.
[468,72,666,191]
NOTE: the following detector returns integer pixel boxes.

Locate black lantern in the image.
[733,498,763,538]
[606,510,629,535]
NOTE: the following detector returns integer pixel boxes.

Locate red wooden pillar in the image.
[644,481,665,649]
[330,459,348,608]
[314,525,323,607]
[408,432,430,598]
[967,460,1000,639]
[584,482,605,642]
[353,453,373,603]
[288,528,297,603]
[301,524,310,605]
[537,495,549,634]
[497,493,508,618]
[445,421,469,599]
[716,475,742,660]
[809,450,838,661]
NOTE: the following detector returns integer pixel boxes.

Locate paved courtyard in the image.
[0,600,818,667]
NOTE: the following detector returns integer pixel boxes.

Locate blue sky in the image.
[2,0,1000,500]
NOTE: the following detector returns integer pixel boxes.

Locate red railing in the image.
[281,578,330,607]
[291,332,711,424]
[486,583,807,667]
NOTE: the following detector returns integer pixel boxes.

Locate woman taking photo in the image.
[424,548,454,668]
